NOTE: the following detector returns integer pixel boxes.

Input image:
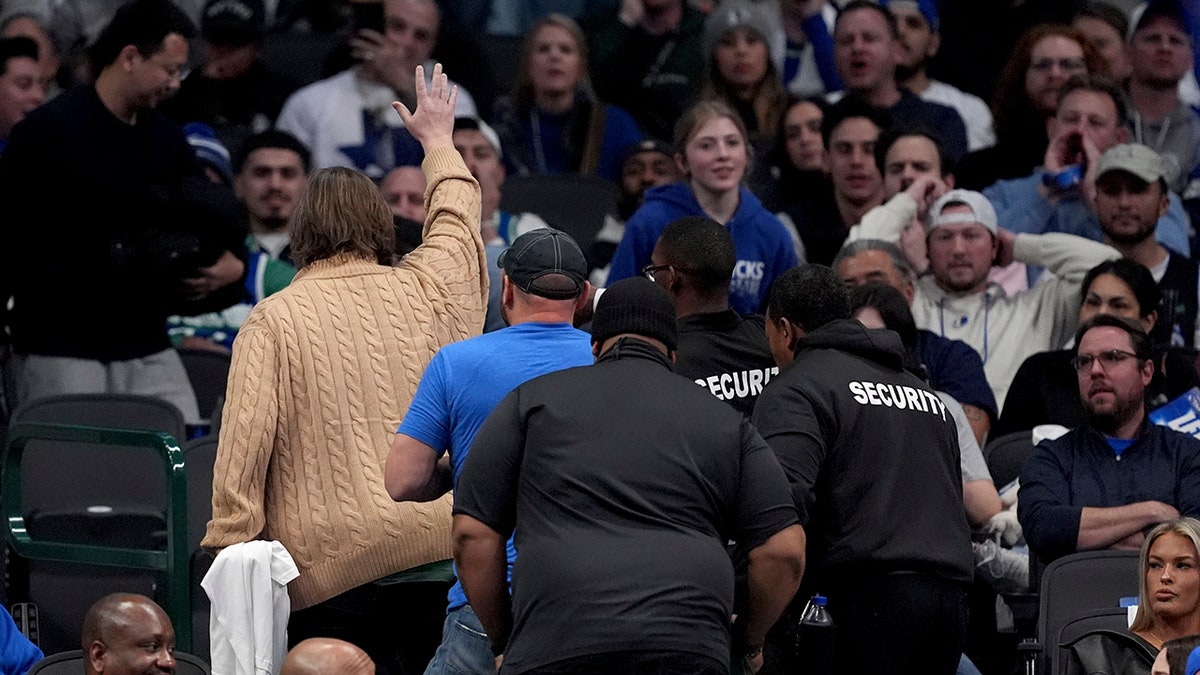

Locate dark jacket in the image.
[752,320,975,587]
[1065,629,1154,675]
[1018,422,1200,564]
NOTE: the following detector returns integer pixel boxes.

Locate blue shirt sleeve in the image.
[0,609,41,675]
[1017,440,1083,561]
[396,351,452,458]
[1160,192,1192,256]
[802,12,843,92]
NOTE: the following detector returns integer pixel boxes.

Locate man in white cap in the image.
[848,186,1120,408]
[1095,142,1200,347]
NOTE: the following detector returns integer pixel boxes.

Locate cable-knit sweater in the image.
[201,146,487,610]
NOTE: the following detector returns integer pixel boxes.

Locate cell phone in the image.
[351,1,385,33]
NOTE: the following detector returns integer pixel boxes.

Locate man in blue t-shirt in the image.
[384,228,595,675]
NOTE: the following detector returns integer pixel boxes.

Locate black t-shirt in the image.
[455,339,798,672]
[674,310,778,417]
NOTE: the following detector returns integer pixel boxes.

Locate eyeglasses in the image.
[642,263,673,281]
[1028,57,1087,74]
[1072,349,1140,372]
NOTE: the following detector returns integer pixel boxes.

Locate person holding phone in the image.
[276,0,478,178]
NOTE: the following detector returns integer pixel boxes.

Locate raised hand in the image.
[392,63,457,149]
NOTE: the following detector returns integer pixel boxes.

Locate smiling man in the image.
[1018,314,1200,566]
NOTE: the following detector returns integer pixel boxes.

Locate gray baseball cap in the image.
[1095,143,1167,185]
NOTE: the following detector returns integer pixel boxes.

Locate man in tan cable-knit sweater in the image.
[202,64,486,673]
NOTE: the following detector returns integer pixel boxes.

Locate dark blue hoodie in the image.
[607,183,799,314]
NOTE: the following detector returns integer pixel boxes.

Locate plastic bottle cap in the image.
[813,594,827,606]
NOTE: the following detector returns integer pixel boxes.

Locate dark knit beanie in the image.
[591,278,678,351]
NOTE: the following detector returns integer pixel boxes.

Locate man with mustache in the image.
[1094,143,1200,348]
[1017,314,1200,566]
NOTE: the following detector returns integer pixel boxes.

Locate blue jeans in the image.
[423,605,493,675]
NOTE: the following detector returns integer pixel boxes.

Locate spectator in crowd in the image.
[491,13,642,183]
[161,0,300,154]
[830,0,968,167]
[276,0,477,179]
[386,228,594,674]
[752,264,973,674]
[649,216,778,417]
[797,96,885,266]
[234,128,310,265]
[0,35,43,155]
[449,115,550,332]
[763,91,830,212]
[165,124,283,356]
[849,186,1121,409]
[452,116,549,247]
[589,138,681,287]
[82,593,176,675]
[834,239,997,448]
[202,64,488,673]
[586,0,706,142]
[1071,1,1133,83]
[281,638,376,675]
[0,13,61,99]
[1066,518,1200,671]
[1018,315,1200,566]
[453,277,805,674]
[1124,0,1200,196]
[0,0,247,425]
[984,75,1191,268]
[699,0,789,153]
[957,24,1106,190]
[1093,143,1200,346]
[886,0,995,152]
[777,0,840,97]
[606,99,798,315]
[380,164,428,222]
[998,258,1200,438]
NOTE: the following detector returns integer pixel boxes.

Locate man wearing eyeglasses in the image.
[983,74,1191,260]
[1017,313,1200,566]
[0,0,248,427]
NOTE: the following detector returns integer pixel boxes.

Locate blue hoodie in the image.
[607,183,799,315]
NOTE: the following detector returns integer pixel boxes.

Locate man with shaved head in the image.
[81,593,176,675]
[282,638,375,675]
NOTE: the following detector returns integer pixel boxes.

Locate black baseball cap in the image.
[498,228,588,299]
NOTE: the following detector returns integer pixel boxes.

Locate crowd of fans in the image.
[4,0,1200,673]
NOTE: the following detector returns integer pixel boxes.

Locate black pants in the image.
[287,578,451,675]
[519,651,727,675]
[763,572,968,675]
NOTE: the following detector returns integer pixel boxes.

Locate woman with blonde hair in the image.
[491,13,642,182]
[606,99,797,315]
[1065,518,1200,675]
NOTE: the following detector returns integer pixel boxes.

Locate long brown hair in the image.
[700,30,788,137]
[289,167,395,268]
[991,24,1107,140]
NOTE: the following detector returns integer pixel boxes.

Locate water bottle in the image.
[796,594,835,675]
